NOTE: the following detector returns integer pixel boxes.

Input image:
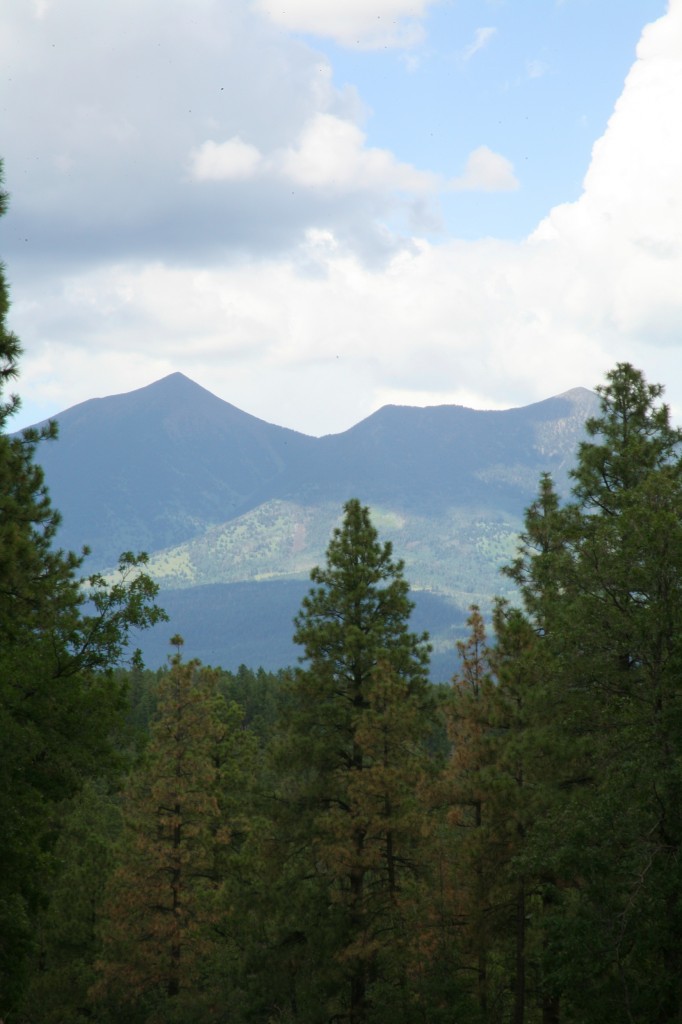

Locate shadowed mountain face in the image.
[24,374,598,676]
[273,389,597,514]
[135,580,463,684]
[30,373,596,569]
[30,373,317,566]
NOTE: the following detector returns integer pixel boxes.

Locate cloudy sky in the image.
[2,0,680,435]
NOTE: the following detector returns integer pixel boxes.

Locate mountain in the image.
[271,388,597,516]
[25,374,599,679]
[30,372,317,567]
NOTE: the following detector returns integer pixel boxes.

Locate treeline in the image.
[5,369,682,1024]
[3,167,682,1022]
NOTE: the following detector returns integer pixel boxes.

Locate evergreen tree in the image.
[0,161,166,1013]
[18,780,124,1024]
[485,601,559,1024]
[442,604,554,1024]
[442,605,496,1018]
[505,363,682,1023]
[94,645,253,1023]
[269,499,436,1024]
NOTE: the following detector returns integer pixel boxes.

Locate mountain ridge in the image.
[22,373,599,676]
[26,373,595,568]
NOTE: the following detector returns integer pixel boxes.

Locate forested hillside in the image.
[28,373,596,577]
[4,161,682,1022]
[24,361,598,677]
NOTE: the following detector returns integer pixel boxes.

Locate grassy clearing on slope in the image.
[141,500,520,611]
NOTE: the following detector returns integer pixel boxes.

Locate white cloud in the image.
[186,112,442,206]
[401,52,422,73]
[0,0,408,264]
[529,0,682,356]
[449,146,520,192]
[219,114,519,199]
[459,26,497,61]
[6,1,682,439]
[0,0,514,271]
[11,230,601,435]
[253,0,440,49]
[190,137,263,181]
[183,112,444,207]
[277,113,439,193]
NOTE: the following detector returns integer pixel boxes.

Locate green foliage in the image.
[293,498,431,694]
[439,603,550,1023]
[573,363,682,506]
[219,663,290,744]
[0,171,21,430]
[18,780,124,1024]
[265,499,440,1023]
[9,277,682,1024]
[94,653,255,1022]
[504,363,682,1022]
[0,161,166,1015]
[143,498,522,609]
[434,366,682,1024]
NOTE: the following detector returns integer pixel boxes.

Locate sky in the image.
[2,0,681,436]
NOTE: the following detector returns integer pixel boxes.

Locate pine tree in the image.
[269,499,436,1024]
[442,603,554,1024]
[18,780,124,1024]
[0,161,166,1014]
[94,647,252,1023]
[442,606,496,1017]
[486,601,558,1024]
[505,363,682,1023]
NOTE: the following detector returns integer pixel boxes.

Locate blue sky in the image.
[311,1,665,239]
[2,0,680,435]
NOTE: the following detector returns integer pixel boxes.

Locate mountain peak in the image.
[132,371,215,401]
[555,386,596,400]
[152,371,193,387]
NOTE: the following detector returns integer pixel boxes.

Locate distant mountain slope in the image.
[29,373,316,566]
[268,387,596,514]
[23,375,599,673]
[134,580,468,685]
[141,498,522,612]
[27,375,597,572]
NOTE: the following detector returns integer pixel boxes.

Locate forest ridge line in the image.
[23,371,600,674]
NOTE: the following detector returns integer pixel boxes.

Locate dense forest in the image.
[3,162,682,1023]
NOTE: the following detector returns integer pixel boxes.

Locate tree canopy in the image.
[502,362,682,1023]
[268,499,438,1024]
[5,156,682,1024]
[0,161,166,1012]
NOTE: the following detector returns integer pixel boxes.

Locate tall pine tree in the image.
[94,645,253,1023]
[442,602,555,1024]
[0,161,165,1014]
[505,363,682,1023]
[269,499,436,1024]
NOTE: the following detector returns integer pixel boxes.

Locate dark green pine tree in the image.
[440,605,498,1020]
[0,162,166,1015]
[94,646,253,1024]
[268,499,436,1024]
[442,602,559,1024]
[505,363,682,1024]
[17,780,124,1024]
